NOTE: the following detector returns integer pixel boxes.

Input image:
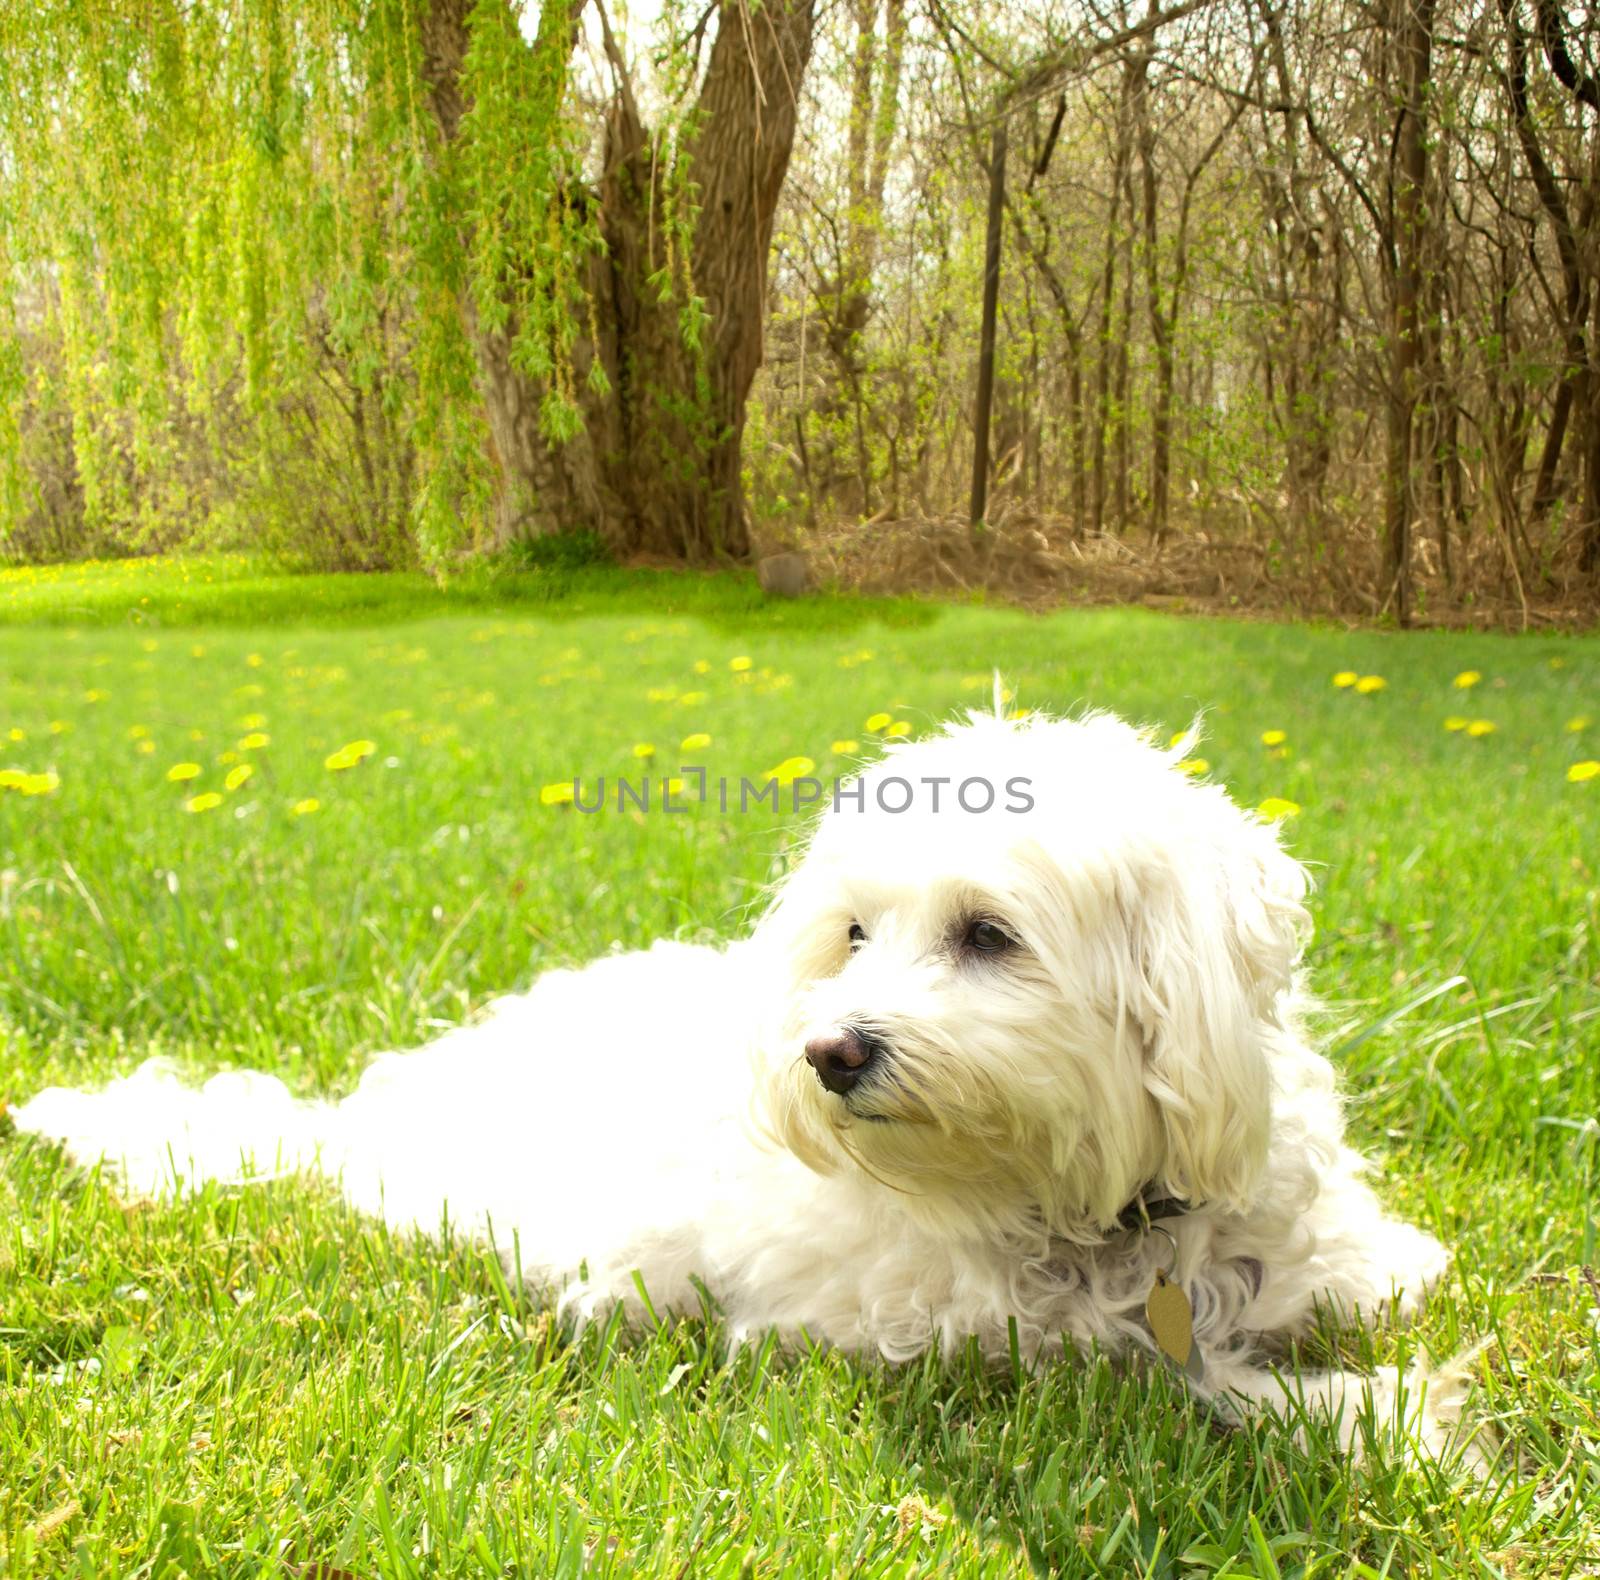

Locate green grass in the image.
[1,558,1597,1576]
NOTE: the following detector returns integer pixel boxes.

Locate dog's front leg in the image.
[1201,1349,1488,1470]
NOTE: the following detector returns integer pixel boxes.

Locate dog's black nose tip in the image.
[805,1029,875,1095]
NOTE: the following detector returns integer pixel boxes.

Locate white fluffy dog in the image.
[14,708,1477,1460]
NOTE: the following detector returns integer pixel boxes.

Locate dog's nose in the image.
[804,1029,876,1095]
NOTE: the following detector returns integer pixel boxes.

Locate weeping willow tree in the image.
[0,0,816,566]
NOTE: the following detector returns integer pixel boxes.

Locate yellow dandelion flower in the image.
[693,660,711,675]
[680,733,712,752]
[291,797,321,816]
[865,712,893,733]
[48,721,71,735]
[246,653,264,668]
[7,727,25,741]
[166,762,202,783]
[1466,720,1496,737]
[1178,758,1210,776]
[730,656,753,672]
[225,764,254,792]
[239,733,270,751]
[1567,716,1591,733]
[1332,671,1358,688]
[1257,797,1301,821]
[324,739,376,772]
[1260,729,1287,747]
[1567,761,1600,783]
[1355,675,1386,694]
[83,688,107,703]
[663,777,685,798]
[188,729,206,742]
[184,792,223,813]
[20,772,60,796]
[1444,716,1469,732]
[1169,730,1191,748]
[1453,670,1481,689]
[763,756,816,785]
[632,742,656,760]
[190,645,206,659]
[0,768,23,790]
[128,724,149,740]
[241,713,268,730]
[1007,708,1030,721]
[886,720,912,738]
[137,740,155,755]
[540,782,575,806]
[831,739,860,754]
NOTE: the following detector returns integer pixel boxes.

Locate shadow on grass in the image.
[864,1342,1317,1577]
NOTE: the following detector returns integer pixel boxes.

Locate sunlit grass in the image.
[1,560,1597,1574]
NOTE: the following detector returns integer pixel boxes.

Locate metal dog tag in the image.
[1147,1270,1206,1384]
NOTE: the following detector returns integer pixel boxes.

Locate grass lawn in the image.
[1,558,1597,1576]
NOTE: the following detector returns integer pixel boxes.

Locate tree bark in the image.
[816,0,906,515]
[1005,99,1090,534]
[1009,216,1088,534]
[1529,0,1600,575]
[1382,0,1436,627]
[970,123,1008,528]
[1092,70,1135,535]
[1254,0,1336,574]
[1133,56,1244,543]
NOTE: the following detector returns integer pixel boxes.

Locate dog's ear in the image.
[1124,831,1309,1211]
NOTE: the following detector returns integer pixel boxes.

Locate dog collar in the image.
[1115,1191,1191,1235]
[1115,1190,1205,1384]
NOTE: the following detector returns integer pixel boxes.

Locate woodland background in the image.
[3,0,1600,626]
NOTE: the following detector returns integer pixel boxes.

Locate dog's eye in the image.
[965,920,1014,954]
[848,922,866,950]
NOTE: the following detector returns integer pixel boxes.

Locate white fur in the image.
[13,709,1481,1465]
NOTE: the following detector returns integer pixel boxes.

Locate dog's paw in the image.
[1366,1220,1452,1323]
[1411,1342,1498,1474]
[1365,1345,1495,1476]
[1212,1345,1495,1474]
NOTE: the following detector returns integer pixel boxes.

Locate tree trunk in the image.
[970,123,1008,528]
[1382,0,1436,627]
[420,0,815,561]
[1091,71,1137,537]
[1114,108,1136,534]
[1581,348,1600,575]
[1004,164,1088,534]
[1497,0,1600,580]
[812,0,905,516]
[1255,0,1336,573]
[1134,65,1244,545]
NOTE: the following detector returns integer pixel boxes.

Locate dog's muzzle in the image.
[804,1028,882,1096]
